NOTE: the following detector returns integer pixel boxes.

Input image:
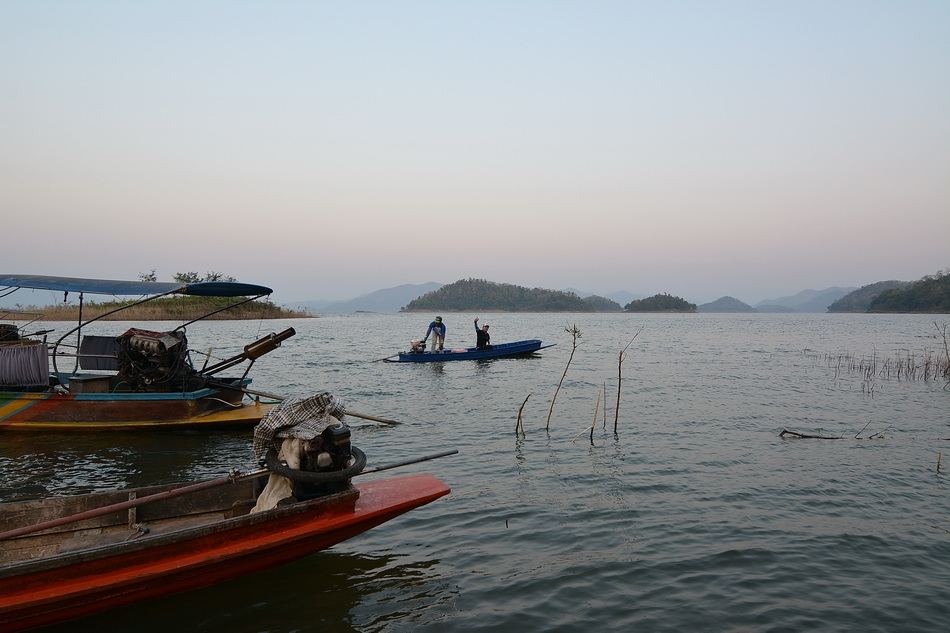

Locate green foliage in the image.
[868,271,950,313]
[827,280,909,312]
[582,295,623,312]
[138,269,157,282]
[172,271,236,284]
[624,293,696,312]
[402,278,597,312]
[173,272,202,284]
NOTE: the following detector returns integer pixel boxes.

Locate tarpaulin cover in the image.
[0,275,272,297]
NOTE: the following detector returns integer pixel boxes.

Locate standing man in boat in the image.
[474,317,492,350]
[424,316,446,351]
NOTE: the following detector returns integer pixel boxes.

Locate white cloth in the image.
[252,393,346,462]
[251,438,303,514]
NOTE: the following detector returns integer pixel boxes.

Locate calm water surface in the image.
[2,314,949,632]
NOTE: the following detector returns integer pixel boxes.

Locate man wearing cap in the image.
[424,316,446,351]
[474,317,492,350]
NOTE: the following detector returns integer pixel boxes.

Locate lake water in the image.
[2,313,949,632]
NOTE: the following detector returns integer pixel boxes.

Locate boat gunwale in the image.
[0,485,362,579]
[389,339,551,362]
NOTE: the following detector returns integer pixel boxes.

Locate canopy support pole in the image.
[72,292,83,374]
[52,287,182,385]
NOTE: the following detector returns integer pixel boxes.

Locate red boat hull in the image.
[0,474,449,632]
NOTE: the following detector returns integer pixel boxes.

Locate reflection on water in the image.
[2,314,950,631]
[40,551,445,633]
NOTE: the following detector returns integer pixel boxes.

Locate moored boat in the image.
[0,473,450,632]
[0,275,295,431]
[384,338,553,362]
[0,395,455,632]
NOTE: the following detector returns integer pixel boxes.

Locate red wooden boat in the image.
[0,473,450,632]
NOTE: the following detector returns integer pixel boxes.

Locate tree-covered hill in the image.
[867,272,950,313]
[402,278,609,312]
[697,296,756,313]
[624,293,697,312]
[582,295,623,312]
[827,280,909,312]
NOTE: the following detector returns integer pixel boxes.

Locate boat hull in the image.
[0,388,272,431]
[388,339,551,362]
[0,474,450,632]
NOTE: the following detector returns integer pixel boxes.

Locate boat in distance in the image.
[384,339,554,362]
[0,473,450,632]
[0,274,294,431]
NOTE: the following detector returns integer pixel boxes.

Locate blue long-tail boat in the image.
[384,339,553,363]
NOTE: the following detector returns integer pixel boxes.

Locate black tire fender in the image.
[264,446,367,483]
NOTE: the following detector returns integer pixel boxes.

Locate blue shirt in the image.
[425,321,446,338]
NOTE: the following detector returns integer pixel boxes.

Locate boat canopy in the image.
[0,275,272,297]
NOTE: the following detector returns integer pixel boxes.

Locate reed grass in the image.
[805,323,950,390]
[8,297,308,321]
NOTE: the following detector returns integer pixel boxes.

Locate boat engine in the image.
[115,328,192,390]
[409,339,426,353]
[294,425,355,499]
[0,324,19,342]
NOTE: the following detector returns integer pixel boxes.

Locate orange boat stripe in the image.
[0,396,45,422]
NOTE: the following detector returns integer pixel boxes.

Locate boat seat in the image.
[79,335,120,371]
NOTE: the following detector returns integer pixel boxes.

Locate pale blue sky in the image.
[2,1,948,303]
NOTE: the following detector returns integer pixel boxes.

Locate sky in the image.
[1,1,948,305]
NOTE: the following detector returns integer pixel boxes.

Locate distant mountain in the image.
[295,298,333,312]
[606,290,644,305]
[625,293,696,313]
[582,295,623,312]
[301,282,442,314]
[755,304,797,313]
[562,288,643,306]
[403,279,596,311]
[756,287,856,313]
[697,296,756,313]
[827,280,910,313]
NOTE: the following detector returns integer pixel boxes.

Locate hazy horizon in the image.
[2,2,948,305]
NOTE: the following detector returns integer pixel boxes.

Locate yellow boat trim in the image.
[0,402,274,431]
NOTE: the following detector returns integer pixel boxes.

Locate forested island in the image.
[401,279,622,312]
[827,281,910,312]
[624,293,697,313]
[867,272,949,313]
[697,296,756,313]
[828,272,948,313]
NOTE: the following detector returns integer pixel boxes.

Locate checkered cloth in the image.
[252,393,347,462]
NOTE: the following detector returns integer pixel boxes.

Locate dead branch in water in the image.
[591,388,601,446]
[515,393,531,436]
[782,424,891,440]
[868,425,890,439]
[546,324,581,431]
[937,321,950,389]
[779,428,842,439]
[614,327,643,434]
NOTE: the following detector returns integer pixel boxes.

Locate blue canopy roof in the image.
[0,275,272,297]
